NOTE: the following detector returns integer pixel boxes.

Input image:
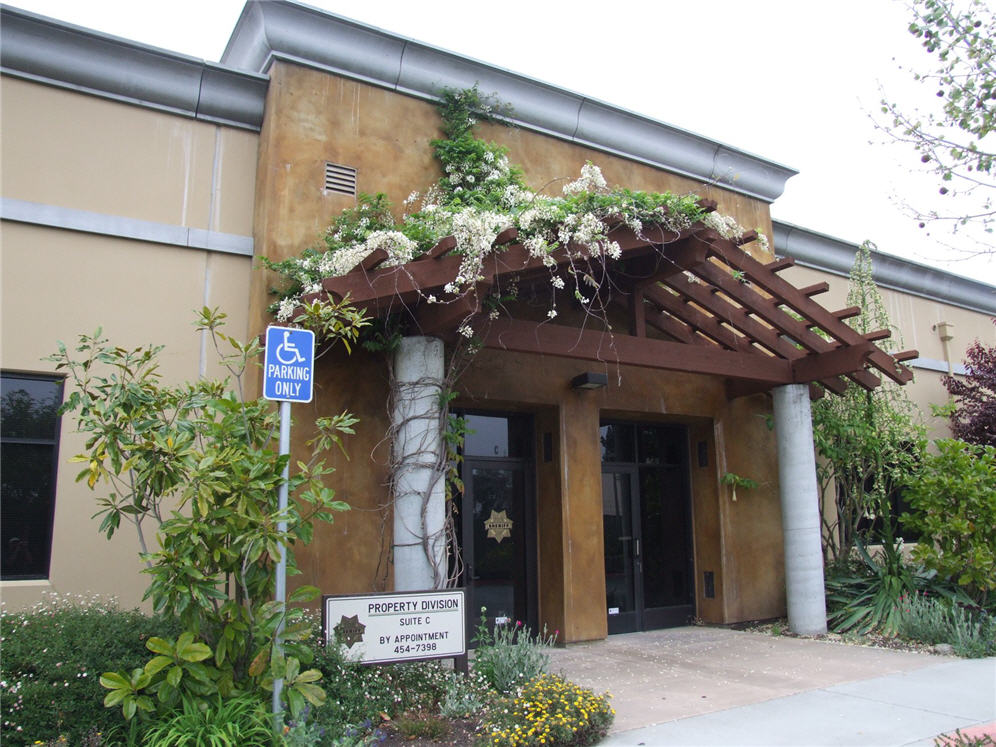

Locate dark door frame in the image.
[455,412,538,638]
[601,421,695,634]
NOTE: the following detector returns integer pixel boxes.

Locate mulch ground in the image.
[736,618,943,654]
[376,715,483,745]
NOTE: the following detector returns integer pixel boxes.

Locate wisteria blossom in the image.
[265,89,763,333]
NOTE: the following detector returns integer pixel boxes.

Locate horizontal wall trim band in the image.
[772,221,996,316]
[221,1,797,204]
[0,6,267,132]
[910,357,968,376]
[1,198,254,256]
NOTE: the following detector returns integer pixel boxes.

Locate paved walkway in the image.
[545,627,995,746]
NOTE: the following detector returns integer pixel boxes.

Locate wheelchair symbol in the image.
[275,330,306,365]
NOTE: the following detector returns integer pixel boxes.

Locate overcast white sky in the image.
[9,0,996,284]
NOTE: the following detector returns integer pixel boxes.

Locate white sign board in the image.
[323,589,465,664]
[263,326,315,403]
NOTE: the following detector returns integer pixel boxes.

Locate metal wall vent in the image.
[324,162,357,196]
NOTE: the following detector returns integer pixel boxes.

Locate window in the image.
[1,373,64,580]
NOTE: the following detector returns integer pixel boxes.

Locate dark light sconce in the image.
[571,372,608,390]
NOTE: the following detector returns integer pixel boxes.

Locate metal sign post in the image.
[262,326,315,726]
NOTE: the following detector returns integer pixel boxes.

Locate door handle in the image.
[635,538,640,557]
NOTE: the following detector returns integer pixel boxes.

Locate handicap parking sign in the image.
[264,326,315,403]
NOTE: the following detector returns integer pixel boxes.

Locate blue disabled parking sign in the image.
[264,326,315,403]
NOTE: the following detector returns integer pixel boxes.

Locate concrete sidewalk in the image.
[545,627,995,746]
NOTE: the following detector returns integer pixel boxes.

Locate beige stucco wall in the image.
[1,77,257,234]
[249,62,775,341]
[253,61,786,639]
[0,77,257,610]
[783,264,995,441]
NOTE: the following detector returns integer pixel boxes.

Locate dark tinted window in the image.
[600,423,635,463]
[463,414,530,458]
[1,374,63,579]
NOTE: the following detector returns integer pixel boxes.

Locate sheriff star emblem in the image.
[334,614,366,647]
[484,509,513,543]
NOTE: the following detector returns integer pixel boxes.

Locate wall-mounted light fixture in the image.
[571,372,608,390]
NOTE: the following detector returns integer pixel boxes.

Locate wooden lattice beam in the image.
[478,318,794,384]
[703,238,914,385]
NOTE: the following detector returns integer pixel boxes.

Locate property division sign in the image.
[323,589,465,664]
[263,326,315,403]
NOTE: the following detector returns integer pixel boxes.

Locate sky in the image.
[9,0,995,284]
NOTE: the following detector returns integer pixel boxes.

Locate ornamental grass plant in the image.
[478,673,614,747]
[140,693,273,746]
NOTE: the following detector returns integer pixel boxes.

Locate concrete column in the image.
[392,336,447,590]
[772,384,828,635]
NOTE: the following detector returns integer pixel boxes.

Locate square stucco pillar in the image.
[392,336,447,590]
[559,392,608,642]
[772,384,828,635]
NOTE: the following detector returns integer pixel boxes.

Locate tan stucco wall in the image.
[248,62,775,340]
[1,77,257,234]
[783,264,996,441]
[0,78,257,610]
[290,345,784,641]
[251,61,788,641]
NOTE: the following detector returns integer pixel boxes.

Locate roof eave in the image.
[773,221,996,316]
[0,4,268,131]
[221,0,798,204]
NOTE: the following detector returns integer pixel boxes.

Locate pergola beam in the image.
[478,318,794,383]
[705,239,913,384]
[313,223,913,399]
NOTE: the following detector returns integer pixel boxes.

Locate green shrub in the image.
[936,727,996,746]
[141,693,272,746]
[825,543,928,634]
[901,439,996,607]
[280,706,386,747]
[897,593,996,657]
[478,674,614,747]
[439,672,486,719]
[896,593,959,645]
[49,312,365,723]
[0,594,180,746]
[471,611,557,695]
[308,640,448,738]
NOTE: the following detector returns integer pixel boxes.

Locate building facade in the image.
[2,2,993,642]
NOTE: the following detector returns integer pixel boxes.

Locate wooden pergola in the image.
[315,202,917,399]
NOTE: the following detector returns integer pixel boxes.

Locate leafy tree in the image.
[812,242,926,564]
[880,0,995,246]
[942,324,996,446]
[901,439,996,607]
[47,302,366,722]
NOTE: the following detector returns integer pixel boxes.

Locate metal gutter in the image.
[221,0,798,204]
[772,220,996,316]
[0,5,268,131]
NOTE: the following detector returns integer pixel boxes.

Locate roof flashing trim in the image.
[222,0,797,203]
[0,5,268,131]
[772,221,996,316]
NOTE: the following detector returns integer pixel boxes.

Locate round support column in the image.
[392,336,447,590]
[772,383,828,635]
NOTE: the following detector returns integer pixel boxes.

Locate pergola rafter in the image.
[312,216,917,400]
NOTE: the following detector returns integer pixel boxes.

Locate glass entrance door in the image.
[601,422,694,634]
[457,413,536,636]
[602,467,640,634]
